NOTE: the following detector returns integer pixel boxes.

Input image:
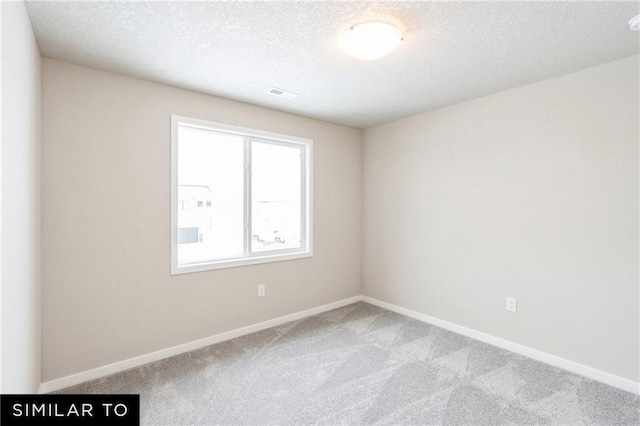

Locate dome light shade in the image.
[340,22,403,60]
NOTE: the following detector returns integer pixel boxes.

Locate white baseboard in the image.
[39,294,639,396]
[38,296,362,394]
[362,296,639,395]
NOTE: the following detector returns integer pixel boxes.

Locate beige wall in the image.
[41,59,362,381]
[363,56,639,382]
[1,0,42,393]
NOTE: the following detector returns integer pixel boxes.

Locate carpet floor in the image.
[57,302,639,425]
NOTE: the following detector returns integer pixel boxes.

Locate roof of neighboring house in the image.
[178,185,214,200]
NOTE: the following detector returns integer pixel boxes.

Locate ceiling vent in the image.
[268,87,299,100]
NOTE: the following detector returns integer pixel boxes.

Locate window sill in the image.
[171,251,313,275]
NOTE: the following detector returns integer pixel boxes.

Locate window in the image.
[171,115,312,274]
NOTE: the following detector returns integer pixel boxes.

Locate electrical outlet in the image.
[506,297,517,313]
[258,284,266,297]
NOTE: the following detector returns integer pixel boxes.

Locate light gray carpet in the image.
[57,302,639,425]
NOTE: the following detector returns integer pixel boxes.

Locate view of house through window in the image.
[172,116,312,273]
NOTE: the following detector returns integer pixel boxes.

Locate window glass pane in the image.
[178,126,244,265]
[251,141,302,252]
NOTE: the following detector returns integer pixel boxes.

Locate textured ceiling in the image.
[26,1,640,129]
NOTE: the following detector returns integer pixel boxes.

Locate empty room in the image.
[1,1,639,425]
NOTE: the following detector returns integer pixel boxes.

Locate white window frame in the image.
[171,115,313,275]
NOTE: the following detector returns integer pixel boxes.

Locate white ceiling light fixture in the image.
[629,14,640,30]
[340,22,403,60]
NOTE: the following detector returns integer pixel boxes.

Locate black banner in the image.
[1,394,139,426]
